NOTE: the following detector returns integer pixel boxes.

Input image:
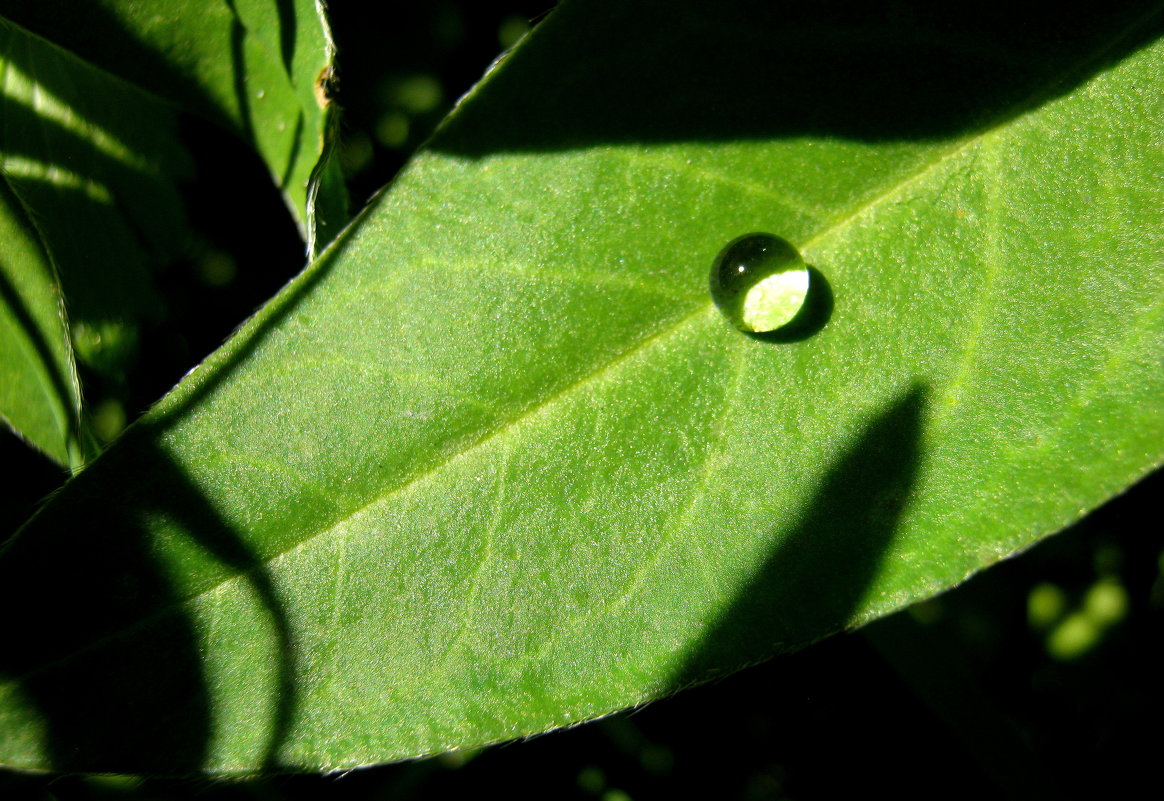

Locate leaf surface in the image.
[1,0,1162,775]
[0,0,345,252]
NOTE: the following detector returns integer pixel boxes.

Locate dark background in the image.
[2,2,1161,798]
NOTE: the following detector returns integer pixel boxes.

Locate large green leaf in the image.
[0,175,88,467]
[1,0,1162,775]
[0,0,345,253]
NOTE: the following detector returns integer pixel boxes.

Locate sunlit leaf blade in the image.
[0,0,346,253]
[0,17,189,380]
[0,175,86,467]
[1,0,1162,775]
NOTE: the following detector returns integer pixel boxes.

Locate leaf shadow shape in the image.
[671,382,927,689]
[0,436,295,775]
[274,0,298,78]
[224,0,255,148]
[435,0,1163,156]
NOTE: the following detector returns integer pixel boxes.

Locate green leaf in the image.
[0,174,88,467]
[0,0,346,254]
[0,16,190,381]
[1,0,1162,775]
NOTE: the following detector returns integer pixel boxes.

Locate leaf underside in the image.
[1,0,1161,775]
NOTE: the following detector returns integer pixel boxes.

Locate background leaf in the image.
[0,17,192,428]
[0,174,89,467]
[1,0,1161,776]
[0,0,346,253]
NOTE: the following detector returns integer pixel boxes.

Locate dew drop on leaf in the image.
[710,233,810,333]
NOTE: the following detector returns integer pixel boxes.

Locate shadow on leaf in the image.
[0,436,295,775]
[671,383,927,688]
[436,0,1162,155]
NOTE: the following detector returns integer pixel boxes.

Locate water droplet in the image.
[710,233,810,333]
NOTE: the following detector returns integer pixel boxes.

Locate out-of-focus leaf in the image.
[0,0,346,254]
[1,17,189,389]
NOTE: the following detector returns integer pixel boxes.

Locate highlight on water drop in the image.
[709,233,812,334]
